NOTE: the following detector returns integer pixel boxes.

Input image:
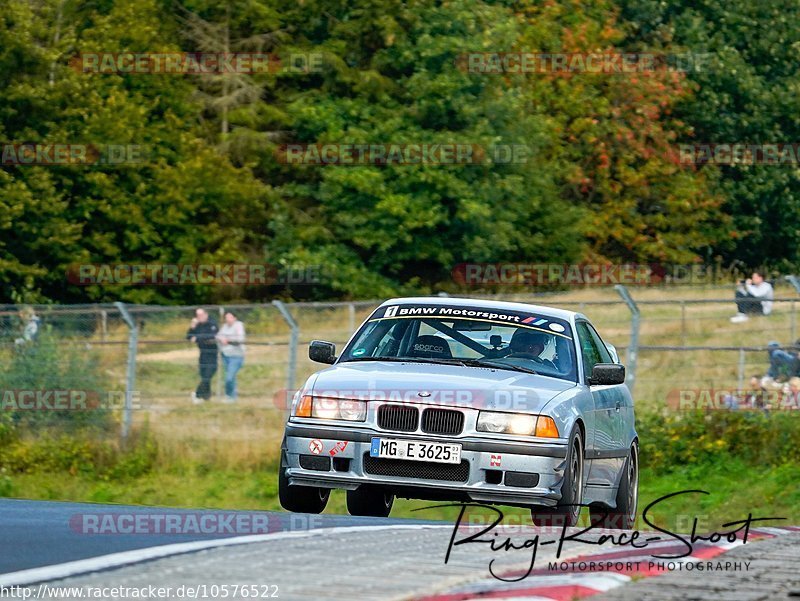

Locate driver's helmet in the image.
[509,329,549,354]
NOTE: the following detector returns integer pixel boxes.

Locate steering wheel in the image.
[507,352,545,362]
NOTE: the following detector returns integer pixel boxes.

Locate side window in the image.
[586,323,613,364]
[576,322,604,381]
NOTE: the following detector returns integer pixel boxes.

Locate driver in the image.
[508,329,549,360]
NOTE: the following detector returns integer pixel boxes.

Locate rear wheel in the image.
[346,487,394,517]
[531,428,584,527]
[590,442,638,530]
[277,450,330,514]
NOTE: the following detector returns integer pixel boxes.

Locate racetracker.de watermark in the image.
[458,52,712,74]
[71,52,324,74]
[1,390,141,411]
[665,388,797,411]
[275,143,529,165]
[678,143,800,165]
[272,388,543,411]
[68,512,325,535]
[450,263,742,287]
[67,263,323,286]
[1,144,147,165]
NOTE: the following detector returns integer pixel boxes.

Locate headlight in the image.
[295,396,367,421]
[477,411,559,437]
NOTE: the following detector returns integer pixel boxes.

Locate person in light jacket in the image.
[14,306,41,346]
[216,311,246,403]
[731,271,773,323]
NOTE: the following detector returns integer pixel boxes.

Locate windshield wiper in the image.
[341,356,468,367]
[341,356,537,374]
[460,358,538,375]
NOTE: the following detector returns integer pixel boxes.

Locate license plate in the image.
[370,437,462,464]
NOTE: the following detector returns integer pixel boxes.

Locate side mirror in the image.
[309,340,336,364]
[588,363,625,386]
[605,343,620,364]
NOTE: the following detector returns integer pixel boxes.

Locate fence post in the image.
[348,302,356,333]
[680,300,686,346]
[272,300,298,402]
[737,348,745,391]
[114,302,137,445]
[785,277,800,341]
[614,285,640,394]
[217,306,224,400]
[100,308,108,343]
[785,275,800,294]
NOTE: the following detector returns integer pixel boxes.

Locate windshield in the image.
[339,303,577,382]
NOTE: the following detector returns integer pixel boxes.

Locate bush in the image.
[1,329,113,432]
[638,410,800,472]
[0,432,157,481]
[0,413,15,446]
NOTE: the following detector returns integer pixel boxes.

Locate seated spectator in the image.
[730,271,773,323]
[766,341,800,381]
[721,392,739,410]
[743,375,768,410]
[780,377,800,410]
[14,306,40,346]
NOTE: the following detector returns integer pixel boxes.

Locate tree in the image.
[515,0,726,265]
[0,0,271,304]
[261,0,585,296]
[619,0,800,270]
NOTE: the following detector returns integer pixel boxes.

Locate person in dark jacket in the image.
[187,308,218,403]
[766,341,800,381]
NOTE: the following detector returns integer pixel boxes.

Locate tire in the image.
[531,427,584,528]
[277,450,330,514]
[590,442,639,530]
[346,487,394,517]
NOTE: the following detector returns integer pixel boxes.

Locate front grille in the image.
[504,471,540,488]
[377,404,418,432]
[299,455,331,471]
[363,453,469,482]
[421,408,464,436]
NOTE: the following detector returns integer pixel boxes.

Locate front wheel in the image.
[590,442,638,530]
[346,487,394,517]
[277,451,330,514]
[531,428,584,527]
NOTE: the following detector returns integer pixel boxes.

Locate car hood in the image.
[311,360,576,412]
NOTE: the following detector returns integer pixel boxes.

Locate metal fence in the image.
[2,284,800,443]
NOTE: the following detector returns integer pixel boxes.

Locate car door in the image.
[575,320,623,488]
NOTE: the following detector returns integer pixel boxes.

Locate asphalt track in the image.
[0,498,436,574]
[1,498,798,600]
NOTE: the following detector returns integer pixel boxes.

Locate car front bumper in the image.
[282,422,569,507]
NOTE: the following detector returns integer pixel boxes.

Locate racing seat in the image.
[407,335,453,359]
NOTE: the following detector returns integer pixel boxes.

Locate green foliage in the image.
[0,0,271,304]
[0,0,792,302]
[0,433,157,480]
[0,413,15,447]
[638,410,800,472]
[620,0,800,269]
[1,329,112,431]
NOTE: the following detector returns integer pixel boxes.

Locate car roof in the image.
[379,296,583,322]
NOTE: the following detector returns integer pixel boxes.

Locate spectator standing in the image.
[731,271,773,323]
[187,308,218,403]
[216,311,246,403]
